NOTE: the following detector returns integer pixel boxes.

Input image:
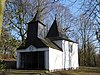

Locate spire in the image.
[28,11,40,23]
[46,18,66,38]
[46,19,59,37]
[55,14,57,20]
[28,0,42,23]
[33,11,40,21]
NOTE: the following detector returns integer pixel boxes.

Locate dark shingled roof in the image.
[17,12,76,51]
[27,12,46,26]
[46,19,67,39]
[17,37,62,51]
[46,19,76,43]
[46,19,67,38]
[17,13,62,51]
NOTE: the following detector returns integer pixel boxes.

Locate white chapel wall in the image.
[71,43,79,69]
[62,40,70,69]
[49,47,63,71]
[63,41,79,69]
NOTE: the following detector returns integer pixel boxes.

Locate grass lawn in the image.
[0,67,100,75]
[50,67,100,75]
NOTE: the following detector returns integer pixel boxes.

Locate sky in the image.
[59,0,100,52]
[5,0,99,52]
[59,0,83,16]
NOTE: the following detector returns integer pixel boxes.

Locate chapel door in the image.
[20,51,45,69]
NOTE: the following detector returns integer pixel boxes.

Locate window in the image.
[69,44,73,53]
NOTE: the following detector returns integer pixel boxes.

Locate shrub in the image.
[0,61,6,71]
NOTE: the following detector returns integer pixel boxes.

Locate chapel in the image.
[16,12,79,71]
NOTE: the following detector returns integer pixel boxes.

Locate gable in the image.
[26,45,37,51]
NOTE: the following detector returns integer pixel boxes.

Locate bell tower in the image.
[26,12,46,45]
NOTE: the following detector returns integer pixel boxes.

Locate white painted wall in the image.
[49,47,63,71]
[68,42,73,69]
[71,43,79,69]
[62,40,79,69]
[49,40,79,70]
[62,40,70,69]
[16,41,79,70]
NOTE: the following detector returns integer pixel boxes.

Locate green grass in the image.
[0,67,100,75]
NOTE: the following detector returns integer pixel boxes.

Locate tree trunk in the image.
[93,55,96,66]
[0,0,6,38]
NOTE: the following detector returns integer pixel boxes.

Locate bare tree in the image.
[0,0,6,38]
[74,14,97,66]
[68,0,100,28]
[3,0,71,42]
[3,0,48,42]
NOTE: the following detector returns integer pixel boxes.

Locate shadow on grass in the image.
[0,72,41,75]
[56,71,74,75]
[78,67,100,73]
[50,71,75,75]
